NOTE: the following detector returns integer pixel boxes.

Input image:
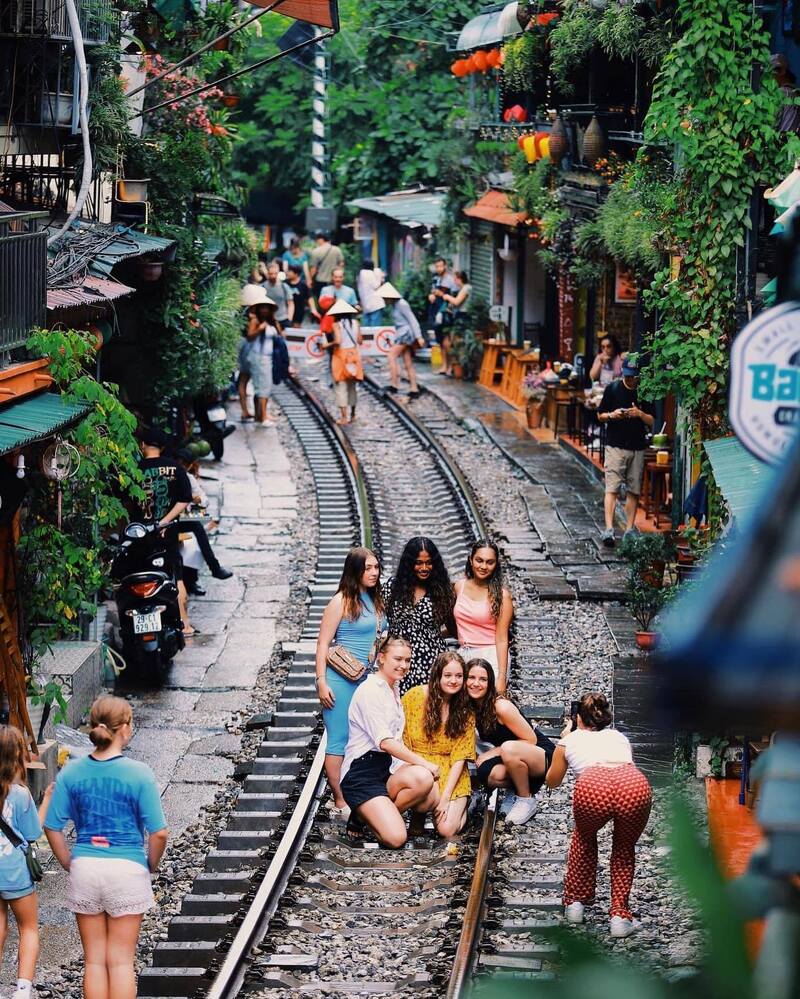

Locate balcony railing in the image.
[0,0,114,46]
[0,212,47,358]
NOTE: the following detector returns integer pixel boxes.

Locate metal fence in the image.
[0,0,114,45]
[0,213,47,358]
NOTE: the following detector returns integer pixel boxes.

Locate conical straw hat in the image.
[376,281,401,300]
[327,298,359,316]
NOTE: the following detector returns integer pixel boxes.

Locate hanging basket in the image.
[583,116,607,167]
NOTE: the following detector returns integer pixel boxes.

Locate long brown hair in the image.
[338,546,384,622]
[466,659,506,737]
[88,695,133,750]
[0,726,27,811]
[423,651,473,740]
[465,538,504,620]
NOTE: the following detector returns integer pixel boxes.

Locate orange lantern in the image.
[517,134,530,151]
[522,135,538,164]
[534,131,549,158]
[473,50,488,72]
[451,59,468,77]
[486,48,502,68]
[464,54,477,73]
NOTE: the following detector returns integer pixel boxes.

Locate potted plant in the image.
[619,530,676,589]
[26,677,68,743]
[451,328,484,381]
[221,92,241,108]
[673,524,711,581]
[627,575,673,651]
[117,178,150,203]
[521,372,546,428]
[137,259,164,281]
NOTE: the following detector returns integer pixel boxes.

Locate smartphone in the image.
[570,700,580,732]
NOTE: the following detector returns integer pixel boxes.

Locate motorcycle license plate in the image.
[133,610,162,635]
[207,406,226,422]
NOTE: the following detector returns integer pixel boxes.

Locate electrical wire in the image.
[47,0,91,246]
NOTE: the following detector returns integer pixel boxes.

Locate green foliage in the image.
[549,0,601,92]
[28,676,69,725]
[438,133,507,250]
[570,220,606,286]
[509,153,556,220]
[502,30,546,93]
[397,263,434,320]
[452,327,485,381]
[636,0,787,439]
[200,218,258,277]
[619,529,677,571]
[85,72,133,177]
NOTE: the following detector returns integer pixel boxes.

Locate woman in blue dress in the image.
[315,547,384,817]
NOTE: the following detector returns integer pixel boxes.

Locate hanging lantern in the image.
[536,11,559,26]
[522,135,539,164]
[548,117,568,164]
[517,134,531,151]
[583,115,607,167]
[534,131,549,158]
[451,59,468,77]
[464,54,477,73]
[539,136,550,160]
[509,104,528,123]
[473,50,489,72]
[486,48,502,69]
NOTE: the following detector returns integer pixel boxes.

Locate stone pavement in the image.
[3,418,298,986]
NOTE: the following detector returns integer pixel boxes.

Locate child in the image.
[0,725,53,999]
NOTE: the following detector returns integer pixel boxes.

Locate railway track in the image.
[140,372,542,999]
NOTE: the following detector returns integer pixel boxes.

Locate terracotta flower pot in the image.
[526,400,544,429]
[221,93,240,108]
[635,631,658,652]
[452,363,464,379]
[213,36,230,50]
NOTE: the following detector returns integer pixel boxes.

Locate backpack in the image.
[272,335,290,386]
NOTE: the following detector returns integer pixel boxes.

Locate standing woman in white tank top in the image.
[452,539,513,693]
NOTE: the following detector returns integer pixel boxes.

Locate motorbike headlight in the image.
[125,523,147,540]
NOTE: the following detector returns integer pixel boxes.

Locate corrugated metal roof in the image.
[463,189,525,227]
[703,435,773,524]
[47,221,176,278]
[456,2,520,50]
[347,189,446,230]
[0,393,92,455]
[47,276,135,312]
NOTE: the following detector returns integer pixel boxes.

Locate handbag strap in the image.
[0,814,23,849]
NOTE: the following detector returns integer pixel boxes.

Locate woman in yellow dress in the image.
[402,651,475,837]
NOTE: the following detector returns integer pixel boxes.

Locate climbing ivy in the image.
[636,0,793,437]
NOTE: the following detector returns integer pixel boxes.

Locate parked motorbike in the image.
[194,394,236,461]
[111,523,185,684]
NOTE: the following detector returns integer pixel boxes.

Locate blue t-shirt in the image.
[320,284,358,308]
[45,755,166,868]
[0,785,42,893]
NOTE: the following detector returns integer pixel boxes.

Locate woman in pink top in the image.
[453,539,513,692]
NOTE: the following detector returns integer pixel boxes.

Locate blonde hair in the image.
[88,695,132,750]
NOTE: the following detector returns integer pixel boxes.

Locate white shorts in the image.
[459,645,499,676]
[68,857,154,918]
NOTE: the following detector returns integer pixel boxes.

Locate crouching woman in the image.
[340,636,440,848]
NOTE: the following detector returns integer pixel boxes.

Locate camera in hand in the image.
[570,700,580,732]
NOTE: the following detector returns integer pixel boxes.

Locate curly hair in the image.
[423,651,473,741]
[387,537,454,628]
[338,547,384,622]
[464,538,504,620]
[466,659,509,738]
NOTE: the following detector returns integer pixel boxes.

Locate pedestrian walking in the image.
[546,692,652,939]
[281,237,311,284]
[263,261,294,326]
[402,651,474,838]
[44,696,168,999]
[328,299,363,426]
[357,259,386,326]
[246,294,280,426]
[427,258,458,375]
[315,547,384,818]
[453,539,513,692]
[238,284,269,421]
[597,359,655,546]
[377,282,425,399]
[309,232,345,298]
[0,726,52,999]
[340,635,440,848]
[385,536,454,695]
[465,660,554,826]
[285,264,311,326]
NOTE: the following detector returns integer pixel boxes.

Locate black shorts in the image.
[341,751,392,809]
[476,728,557,795]
[434,325,452,346]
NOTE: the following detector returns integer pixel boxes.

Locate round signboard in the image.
[730,300,800,465]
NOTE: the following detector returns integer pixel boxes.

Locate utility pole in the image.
[310,27,330,212]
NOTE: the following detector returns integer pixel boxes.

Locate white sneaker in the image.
[565,901,584,924]
[499,793,518,815]
[610,916,642,938]
[505,795,539,825]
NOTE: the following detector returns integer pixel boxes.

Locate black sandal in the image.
[346,814,369,842]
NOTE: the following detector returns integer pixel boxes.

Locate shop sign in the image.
[730,301,800,464]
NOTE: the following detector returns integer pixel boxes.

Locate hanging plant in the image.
[502,30,545,92]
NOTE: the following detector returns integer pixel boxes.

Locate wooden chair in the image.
[478,342,505,388]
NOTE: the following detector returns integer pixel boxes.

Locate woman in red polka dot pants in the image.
[546,692,652,939]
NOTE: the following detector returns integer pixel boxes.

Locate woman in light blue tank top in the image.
[315,547,384,814]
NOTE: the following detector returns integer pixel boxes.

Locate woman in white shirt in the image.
[357,259,386,326]
[340,635,441,848]
[546,692,652,939]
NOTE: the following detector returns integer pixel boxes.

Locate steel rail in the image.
[205,375,371,998]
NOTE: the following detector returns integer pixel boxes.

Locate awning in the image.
[347,189,446,231]
[456,2,521,51]
[47,221,176,280]
[0,393,92,456]
[463,189,525,227]
[249,0,339,29]
[703,435,773,524]
[47,276,135,312]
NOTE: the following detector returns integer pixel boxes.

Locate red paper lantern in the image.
[451,59,468,77]
[536,11,559,26]
[473,50,488,72]
[506,104,527,123]
[502,108,513,123]
[464,54,477,73]
[486,48,502,68]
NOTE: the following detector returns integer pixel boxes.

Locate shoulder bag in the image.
[326,605,382,683]
[0,815,43,883]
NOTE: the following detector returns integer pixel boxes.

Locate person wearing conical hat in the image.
[377,282,425,399]
[328,299,363,425]
[238,284,270,420]
[245,292,280,426]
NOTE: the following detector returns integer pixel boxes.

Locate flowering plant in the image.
[144,55,224,135]
[522,370,546,402]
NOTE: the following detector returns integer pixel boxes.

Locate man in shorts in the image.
[597,359,654,547]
